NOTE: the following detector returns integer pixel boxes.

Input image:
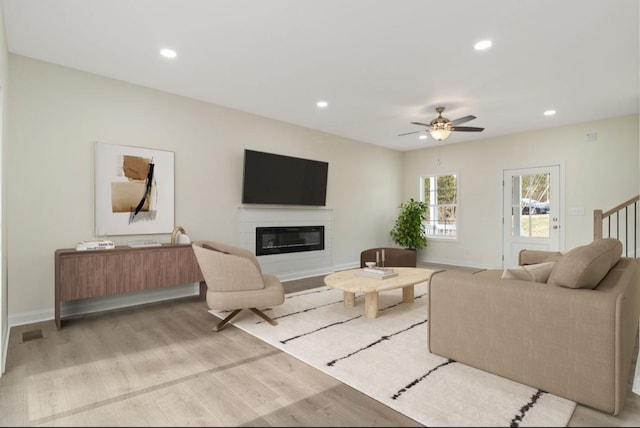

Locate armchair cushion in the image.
[206,274,284,311]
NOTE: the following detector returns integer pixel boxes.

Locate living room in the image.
[0,1,639,426]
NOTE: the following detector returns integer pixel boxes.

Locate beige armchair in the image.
[192,240,285,331]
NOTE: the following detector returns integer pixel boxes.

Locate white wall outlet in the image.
[586,132,598,142]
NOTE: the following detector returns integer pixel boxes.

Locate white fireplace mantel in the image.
[238,206,333,280]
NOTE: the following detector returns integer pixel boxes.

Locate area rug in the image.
[209,280,577,427]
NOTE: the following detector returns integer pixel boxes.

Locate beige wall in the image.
[403,114,639,268]
[6,53,639,325]
[6,54,403,322]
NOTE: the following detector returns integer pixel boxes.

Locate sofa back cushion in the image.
[518,250,563,266]
[547,238,623,289]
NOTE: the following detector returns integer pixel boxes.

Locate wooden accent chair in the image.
[192,240,285,331]
[360,247,417,268]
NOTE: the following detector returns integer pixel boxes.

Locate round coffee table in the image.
[324,267,436,318]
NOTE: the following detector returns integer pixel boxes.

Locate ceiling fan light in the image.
[429,128,452,141]
[429,119,453,141]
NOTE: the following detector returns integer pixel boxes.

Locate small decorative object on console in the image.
[171,226,190,244]
[127,240,161,248]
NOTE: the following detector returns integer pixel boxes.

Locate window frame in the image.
[419,171,459,241]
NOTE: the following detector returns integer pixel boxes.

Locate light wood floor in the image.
[1,266,639,427]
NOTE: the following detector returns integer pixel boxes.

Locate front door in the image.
[502,165,562,268]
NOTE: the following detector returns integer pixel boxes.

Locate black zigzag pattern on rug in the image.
[327,320,427,367]
[510,389,547,428]
[273,287,429,345]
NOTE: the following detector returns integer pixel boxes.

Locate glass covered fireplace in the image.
[256,225,325,256]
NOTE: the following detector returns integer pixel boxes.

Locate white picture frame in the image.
[95,142,175,236]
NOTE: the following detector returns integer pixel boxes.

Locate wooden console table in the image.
[55,244,205,329]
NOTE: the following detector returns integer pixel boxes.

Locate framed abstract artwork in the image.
[95,142,175,236]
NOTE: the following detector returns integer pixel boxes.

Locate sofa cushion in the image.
[519,250,564,266]
[501,262,556,282]
[547,238,623,289]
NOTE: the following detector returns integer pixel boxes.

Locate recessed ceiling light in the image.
[419,134,428,140]
[316,100,328,109]
[544,109,556,116]
[474,40,492,50]
[160,48,177,59]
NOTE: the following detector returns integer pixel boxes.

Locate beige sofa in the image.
[428,238,640,415]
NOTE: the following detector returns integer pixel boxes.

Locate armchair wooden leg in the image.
[249,308,278,326]
[211,309,242,332]
[210,308,278,331]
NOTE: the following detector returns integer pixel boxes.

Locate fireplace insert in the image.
[256,226,324,256]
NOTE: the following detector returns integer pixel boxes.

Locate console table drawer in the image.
[55,244,204,329]
[57,254,108,300]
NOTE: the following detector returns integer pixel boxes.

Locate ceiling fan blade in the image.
[450,115,476,126]
[398,130,424,136]
[451,126,484,132]
[410,121,430,127]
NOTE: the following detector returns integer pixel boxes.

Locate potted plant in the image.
[389,198,428,250]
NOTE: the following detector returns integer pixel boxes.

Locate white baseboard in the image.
[1,328,7,375]
[8,283,200,328]
[418,256,494,270]
[634,325,640,396]
[277,267,338,282]
[331,261,359,272]
[634,356,640,396]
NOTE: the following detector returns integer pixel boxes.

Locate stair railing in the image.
[594,195,639,258]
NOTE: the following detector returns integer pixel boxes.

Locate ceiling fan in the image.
[399,106,484,141]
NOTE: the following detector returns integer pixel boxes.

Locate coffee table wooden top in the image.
[324,267,436,293]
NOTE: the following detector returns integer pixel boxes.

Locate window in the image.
[512,172,551,238]
[421,173,458,239]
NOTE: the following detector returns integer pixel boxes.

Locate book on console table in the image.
[357,267,398,279]
[75,240,115,251]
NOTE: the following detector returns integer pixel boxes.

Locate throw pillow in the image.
[547,238,622,289]
[501,262,557,283]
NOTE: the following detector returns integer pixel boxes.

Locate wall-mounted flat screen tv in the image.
[242,149,328,206]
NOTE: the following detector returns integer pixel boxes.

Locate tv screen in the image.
[242,149,328,206]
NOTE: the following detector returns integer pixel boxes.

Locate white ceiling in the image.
[3,0,639,151]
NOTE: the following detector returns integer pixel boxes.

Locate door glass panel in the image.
[510,173,550,238]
